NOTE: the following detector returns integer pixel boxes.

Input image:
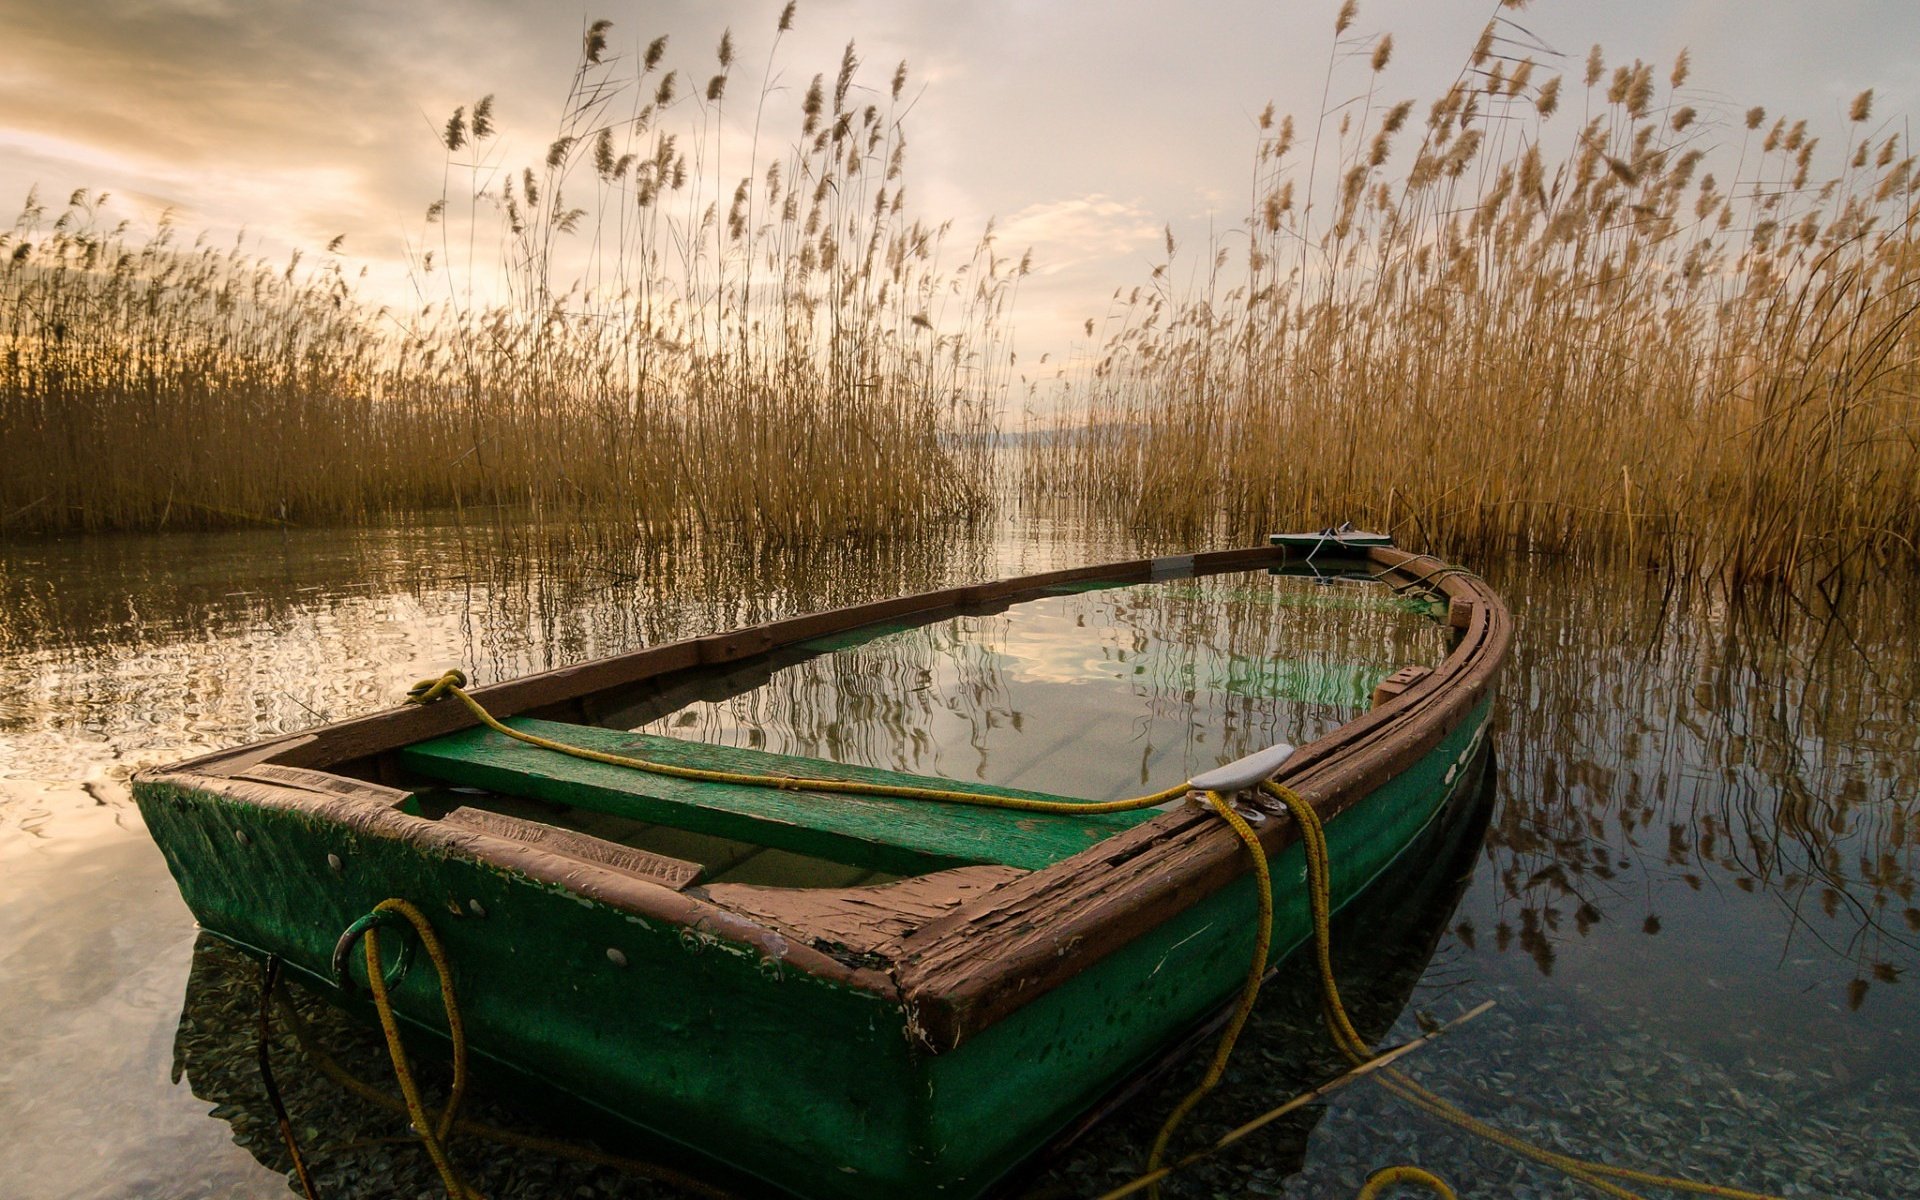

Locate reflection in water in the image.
[632,571,1448,799]
[1478,564,1920,1018]
[0,522,1017,834]
[2,518,1918,1196]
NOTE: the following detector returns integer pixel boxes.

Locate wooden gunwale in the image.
[896,547,1509,1047]
[132,543,1509,1053]
[139,768,904,997]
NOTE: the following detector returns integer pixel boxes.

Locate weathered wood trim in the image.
[1371,665,1434,708]
[699,866,1027,960]
[230,762,414,805]
[140,766,903,998]
[441,806,707,891]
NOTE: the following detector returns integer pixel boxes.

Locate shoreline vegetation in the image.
[4,3,1917,583]
[1,6,1010,546]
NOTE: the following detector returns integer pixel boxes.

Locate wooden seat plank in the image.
[398,718,1156,875]
[441,806,706,890]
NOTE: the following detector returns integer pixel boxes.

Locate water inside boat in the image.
[392,567,1453,888]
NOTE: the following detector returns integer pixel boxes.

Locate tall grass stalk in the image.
[1022,10,1920,583]
[0,7,1015,543]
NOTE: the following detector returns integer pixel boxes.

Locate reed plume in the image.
[1020,12,1920,584]
[0,7,1010,544]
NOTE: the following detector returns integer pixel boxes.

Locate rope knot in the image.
[407,669,469,705]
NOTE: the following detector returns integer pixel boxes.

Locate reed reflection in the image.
[0,523,1010,823]
[632,570,1451,800]
[1474,562,1919,1010]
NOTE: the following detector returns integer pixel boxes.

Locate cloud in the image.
[3,0,1914,368]
[0,0,551,268]
[997,194,1162,277]
[0,1,969,295]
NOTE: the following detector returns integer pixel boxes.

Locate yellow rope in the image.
[407,671,1190,813]
[1143,792,1273,1198]
[361,898,481,1200]
[1260,780,1787,1200]
[1357,1166,1458,1199]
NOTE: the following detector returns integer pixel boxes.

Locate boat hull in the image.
[137,694,1491,1199]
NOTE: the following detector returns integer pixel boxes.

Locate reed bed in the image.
[8,3,1917,583]
[0,6,1011,542]
[1022,6,1920,583]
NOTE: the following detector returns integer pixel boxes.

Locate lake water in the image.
[1,517,1914,1198]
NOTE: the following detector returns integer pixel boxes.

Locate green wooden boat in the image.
[132,538,1511,1199]
[167,758,1498,1192]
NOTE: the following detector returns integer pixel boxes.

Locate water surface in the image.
[1,519,1914,1198]
[630,569,1450,800]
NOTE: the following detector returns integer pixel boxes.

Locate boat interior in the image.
[358,552,1458,895]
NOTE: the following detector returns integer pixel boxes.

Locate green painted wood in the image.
[132,695,1492,1200]
[915,695,1493,1196]
[397,718,1156,875]
[134,778,921,1199]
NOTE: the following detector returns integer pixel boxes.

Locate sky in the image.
[4,0,1917,369]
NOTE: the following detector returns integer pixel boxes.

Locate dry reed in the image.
[0,7,1014,543]
[1021,9,1920,583]
[8,4,1917,584]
